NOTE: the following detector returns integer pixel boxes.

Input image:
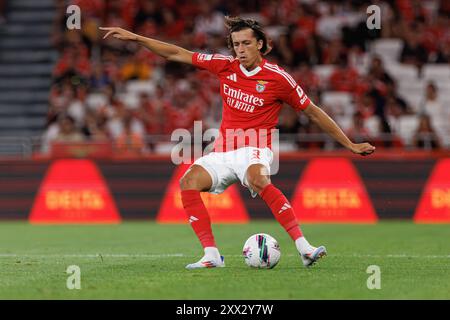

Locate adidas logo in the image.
[226,73,237,82]
[189,216,199,223]
[278,203,291,214]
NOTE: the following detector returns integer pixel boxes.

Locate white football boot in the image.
[185,255,225,270]
[185,247,225,270]
[300,245,327,267]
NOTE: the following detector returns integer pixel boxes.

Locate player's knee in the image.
[247,175,270,194]
[179,174,197,190]
[179,172,204,191]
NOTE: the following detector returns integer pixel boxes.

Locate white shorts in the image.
[193,147,273,198]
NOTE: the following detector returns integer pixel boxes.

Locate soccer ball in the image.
[242,233,281,269]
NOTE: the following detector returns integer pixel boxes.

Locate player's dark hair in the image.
[224,16,272,56]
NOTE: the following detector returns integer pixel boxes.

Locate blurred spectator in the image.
[400,29,428,68]
[347,45,367,69]
[421,11,449,61]
[291,63,320,94]
[135,92,163,135]
[302,121,327,150]
[270,33,294,66]
[328,54,360,92]
[420,82,447,141]
[102,96,128,139]
[67,85,89,127]
[47,83,74,127]
[82,111,110,142]
[114,113,147,156]
[161,7,186,39]
[103,0,132,29]
[420,82,446,119]
[346,111,371,143]
[378,0,397,38]
[53,44,92,83]
[396,0,427,24]
[368,56,394,86]
[385,94,408,118]
[54,115,86,143]
[321,38,345,65]
[90,63,113,91]
[432,41,450,63]
[354,93,376,119]
[383,82,411,116]
[413,114,441,150]
[74,0,105,18]
[194,3,225,37]
[278,106,301,135]
[134,0,163,32]
[120,52,153,81]
[371,116,404,149]
[162,87,204,134]
[316,2,347,41]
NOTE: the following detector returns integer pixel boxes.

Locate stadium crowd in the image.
[43,0,450,155]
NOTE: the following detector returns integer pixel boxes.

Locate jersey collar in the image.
[239,59,266,77]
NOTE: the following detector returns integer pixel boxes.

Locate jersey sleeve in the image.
[278,74,311,111]
[192,52,233,76]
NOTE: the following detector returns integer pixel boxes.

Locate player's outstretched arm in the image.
[303,102,376,156]
[99,27,194,65]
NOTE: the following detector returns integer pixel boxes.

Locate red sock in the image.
[181,190,216,248]
[260,184,303,241]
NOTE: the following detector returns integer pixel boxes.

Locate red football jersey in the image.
[192,52,311,152]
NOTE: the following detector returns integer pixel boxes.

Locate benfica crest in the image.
[256,80,268,93]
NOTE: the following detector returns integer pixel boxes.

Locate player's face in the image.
[231,28,263,70]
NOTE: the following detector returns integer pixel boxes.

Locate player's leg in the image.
[246,164,326,267]
[180,164,224,269]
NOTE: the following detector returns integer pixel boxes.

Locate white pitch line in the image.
[343,254,450,259]
[0,253,185,258]
[0,253,449,259]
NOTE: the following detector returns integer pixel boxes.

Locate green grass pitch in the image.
[0,221,448,299]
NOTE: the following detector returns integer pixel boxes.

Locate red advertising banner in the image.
[291,158,377,223]
[29,159,121,224]
[414,159,450,223]
[157,164,249,223]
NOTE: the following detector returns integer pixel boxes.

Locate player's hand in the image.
[99,27,138,41]
[350,142,376,156]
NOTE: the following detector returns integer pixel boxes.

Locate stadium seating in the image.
[433,81,450,93]
[371,38,404,64]
[397,80,425,112]
[335,116,352,132]
[321,92,354,116]
[118,93,140,110]
[313,65,335,89]
[396,115,420,146]
[422,64,450,82]
[385,63,420,83]
[86,93,108,111]
[364,116,381,137]
[0,0,56,137]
